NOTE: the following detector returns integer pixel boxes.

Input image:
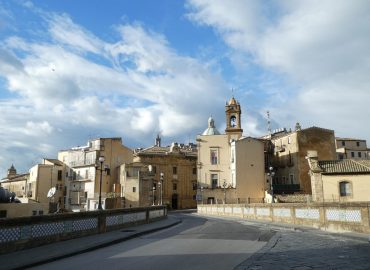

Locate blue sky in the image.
[1,0,370,176]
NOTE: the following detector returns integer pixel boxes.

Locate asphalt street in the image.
[28,212,370,270]
[29,213,275,270]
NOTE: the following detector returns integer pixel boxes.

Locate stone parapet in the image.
[197,203,370,234]
[0,206,166,254]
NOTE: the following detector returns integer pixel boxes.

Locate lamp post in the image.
[268,166,275,203]
[222,180,227,204]
[152,186,156,206]
[159,172,164,206]
[200,186,204,205]
[96,156,110,210]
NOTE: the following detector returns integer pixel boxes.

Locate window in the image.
[358,152,362,158]
[132,187,136,193]
[173,183,177,191]
[210,149,218,165]
[0,210,7,218]
[85,169,88,179]
[192,182,197,190]
[193,167,197,175]
[341,141,345,146]
[57,170,62,181]
[356,141,360,147]
[152,166,157,174]
[288,136,291,144]
[231,149,235,163]
[351,152,355,158]
[289,174,294,184]
[173,167,177,175]
[339,181,352,196]
[211,174,218,188]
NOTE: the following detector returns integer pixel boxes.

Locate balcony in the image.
[274,145,286,153]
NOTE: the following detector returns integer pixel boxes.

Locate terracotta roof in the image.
[1,173,29,182]
[318,159,370,174]
[335,137,366,141]
[136,145,197,157]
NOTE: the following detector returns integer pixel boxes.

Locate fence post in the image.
[98,211,107,233]
[146,208,150,223]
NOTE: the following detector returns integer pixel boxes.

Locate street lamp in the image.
[159,172,164,205]
[222,180,227,204]
[96,156,110,210]
[268,166,275,203]
[152,186,156,206]
[200,186,204,205]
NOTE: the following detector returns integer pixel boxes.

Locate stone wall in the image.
[0,206,166,254]
[198,203,370,234]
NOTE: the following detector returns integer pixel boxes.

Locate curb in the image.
[12,218,182,270]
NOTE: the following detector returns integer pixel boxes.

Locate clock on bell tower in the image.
[225,97,243,138]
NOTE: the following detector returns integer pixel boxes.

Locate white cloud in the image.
[0,7,227,176]
[187,0,370,140]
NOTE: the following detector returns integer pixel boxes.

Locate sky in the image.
[0,0,370,177]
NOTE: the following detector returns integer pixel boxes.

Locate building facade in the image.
[120,139,197,209]
[28,159,65,209]
[197,97,266,204]
[58,137,132,211]
[335,138,369,160]
[0,165,29,201]
[307,151,370,202]
[264,125,337,194]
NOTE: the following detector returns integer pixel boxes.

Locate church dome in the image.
[202,116,221,135]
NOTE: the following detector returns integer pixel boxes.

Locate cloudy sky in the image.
[1,0,369,177]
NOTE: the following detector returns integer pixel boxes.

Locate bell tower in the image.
[225,97,243,138]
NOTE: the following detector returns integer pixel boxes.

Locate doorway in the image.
[172,193,178,209]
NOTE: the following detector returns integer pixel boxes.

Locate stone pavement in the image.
[236,228,370,270]
[198,214,370,270]
[0,216,181,270]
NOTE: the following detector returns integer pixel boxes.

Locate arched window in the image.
[339,181,352,197]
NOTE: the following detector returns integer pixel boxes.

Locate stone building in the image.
[263,125,337,194]
[307,150,370,202]
[120,138,197,209]
[58,137,132,211]
[335,137,369,160]
[0,165,29,200]
[197,97,266,204]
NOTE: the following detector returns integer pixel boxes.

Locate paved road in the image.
[30,213,274,270]
[236,220,370,270]
[29,212,370,270]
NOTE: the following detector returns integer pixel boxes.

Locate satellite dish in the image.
[47,187,56,198]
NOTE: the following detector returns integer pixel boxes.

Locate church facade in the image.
[196,97,266,204]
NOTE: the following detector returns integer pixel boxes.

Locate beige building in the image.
[120,138,197,209]
[197,97,266,204]
[28,159,65,209]
[58,137,132,211]
[264,124,337,194]
[0,202,49,218]
[0,165,29,201]
[335,137,369,160]
[307,151,370,202]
